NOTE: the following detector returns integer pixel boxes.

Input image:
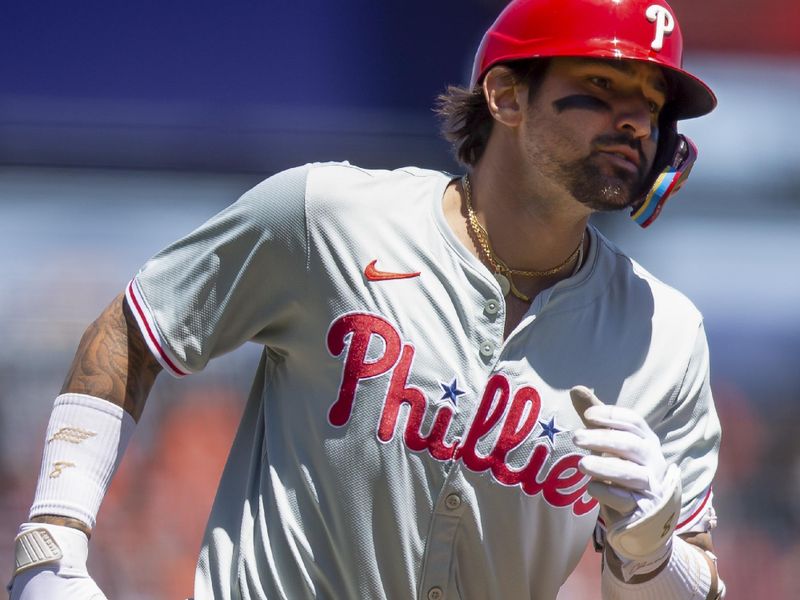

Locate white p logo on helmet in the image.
[646,5,675,51]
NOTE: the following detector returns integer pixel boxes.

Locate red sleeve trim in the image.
[676,486,713,531]
[125,279,190,378]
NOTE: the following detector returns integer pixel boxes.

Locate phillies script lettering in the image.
[326,313,597,516]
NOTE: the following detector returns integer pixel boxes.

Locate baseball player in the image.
[9,0,724,598]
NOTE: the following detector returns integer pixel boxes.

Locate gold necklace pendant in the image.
[494,271,531,302]
[494,272,511,296]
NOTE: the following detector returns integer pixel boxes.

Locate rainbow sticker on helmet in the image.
[631,136,698,228]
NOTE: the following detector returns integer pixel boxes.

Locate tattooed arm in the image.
[60,293,161,421]
[30,293,162,537]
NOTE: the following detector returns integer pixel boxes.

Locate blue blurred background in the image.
[2,1,799,597]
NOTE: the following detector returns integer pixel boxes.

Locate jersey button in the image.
[484,298,500,315]
[445,493,462,510]
[427,587,444,600]
[479,340,495,358]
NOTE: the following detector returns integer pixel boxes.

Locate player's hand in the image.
[8,523,107,600]
[570,386,682,581]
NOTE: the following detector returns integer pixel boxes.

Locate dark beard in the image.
[560,154,647,212]
[559,133,649,212]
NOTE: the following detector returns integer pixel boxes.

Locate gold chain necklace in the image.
[462,174,584,303]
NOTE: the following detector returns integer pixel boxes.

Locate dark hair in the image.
[435,59,551,166]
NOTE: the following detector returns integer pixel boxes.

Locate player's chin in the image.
[599,163,640,189]
[585,176,640,213]
[565,158,642,212]
[586,192,634,212]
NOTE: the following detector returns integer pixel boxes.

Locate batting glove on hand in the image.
[8,523,107,600]
[570,386,682,581]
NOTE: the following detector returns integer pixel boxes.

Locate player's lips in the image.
[596,145,641,173]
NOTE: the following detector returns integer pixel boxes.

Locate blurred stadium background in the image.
[2,1,798,597]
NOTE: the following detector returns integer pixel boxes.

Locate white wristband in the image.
[29,394,135,529]
[602,535,721,599]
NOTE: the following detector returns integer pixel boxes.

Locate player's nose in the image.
[613,96,654,141]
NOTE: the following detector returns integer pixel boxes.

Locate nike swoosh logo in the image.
[364,260,421,282]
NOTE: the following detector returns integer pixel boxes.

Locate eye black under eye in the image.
[552,95,611,113]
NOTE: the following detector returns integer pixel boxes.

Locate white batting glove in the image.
[8,523,107,600]
[570,386,682,581]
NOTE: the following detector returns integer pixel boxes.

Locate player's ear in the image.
[483,66,524,127]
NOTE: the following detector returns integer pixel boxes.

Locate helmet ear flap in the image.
[630,120,698,228]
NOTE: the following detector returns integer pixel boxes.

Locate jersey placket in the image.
[416,279,510,600]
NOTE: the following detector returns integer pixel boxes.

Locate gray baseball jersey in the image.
[125,162,721,600]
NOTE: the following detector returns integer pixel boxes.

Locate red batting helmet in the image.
[470,0,717,120]
[470,0,716,226]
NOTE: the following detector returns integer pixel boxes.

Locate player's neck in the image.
[467,158,589,275]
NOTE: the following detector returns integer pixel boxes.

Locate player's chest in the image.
[321,305,597,514]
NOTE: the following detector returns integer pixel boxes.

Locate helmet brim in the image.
[659,64,717,120]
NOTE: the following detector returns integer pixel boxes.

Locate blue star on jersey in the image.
[440,379,465,406]
[537,416,562,443]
